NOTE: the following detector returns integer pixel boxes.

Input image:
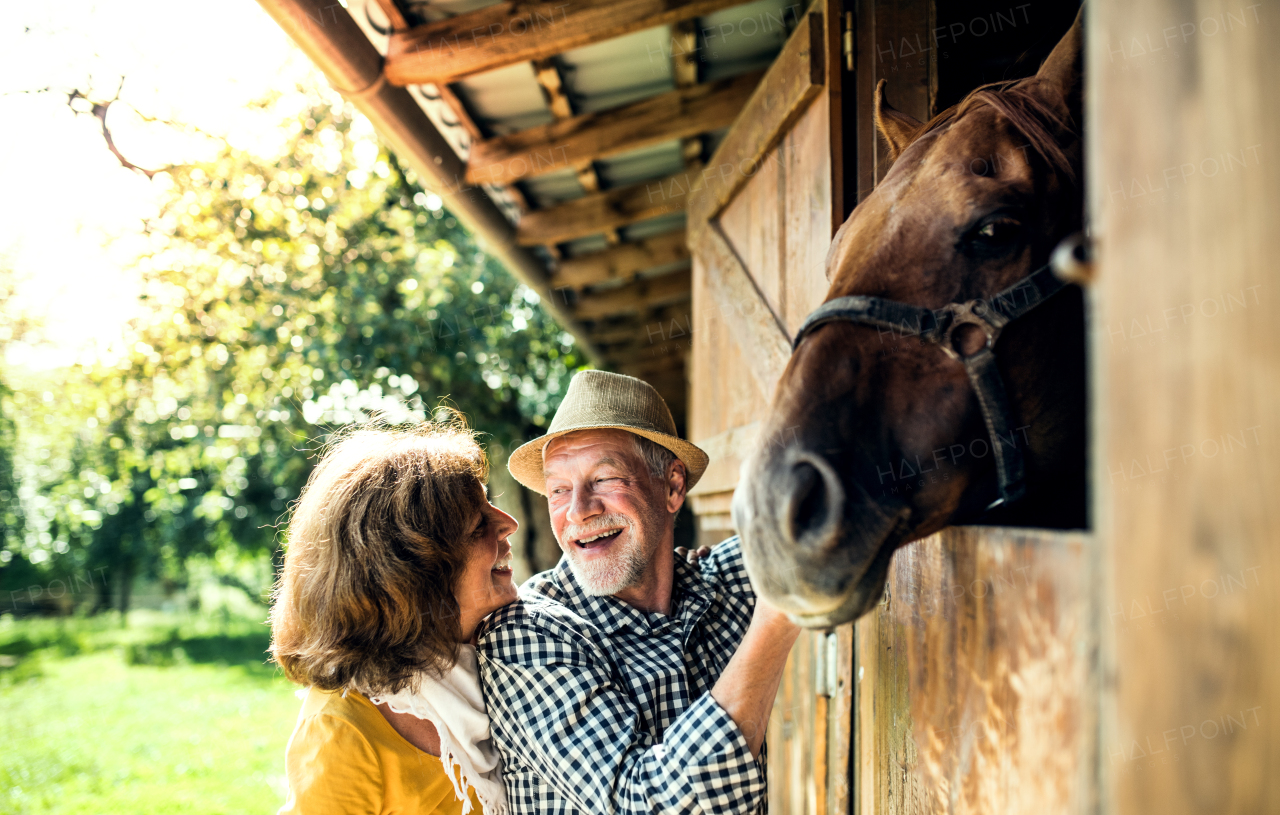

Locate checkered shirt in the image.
[476,535,766,815]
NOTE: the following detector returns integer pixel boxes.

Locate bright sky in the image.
[0,0,317,369]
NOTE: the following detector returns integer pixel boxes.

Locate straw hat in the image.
[507,370,708,496]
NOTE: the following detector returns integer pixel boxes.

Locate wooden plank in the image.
[691,224,791,399]
[714,89,834,335]
[850,0,876,204]
[688,248,771,450]
[868,0,932,183]
[572,268,691,320]
[1090,2,1280,813]
[434,82,485,142]
[385,0,759,85]
[586,302,692,346]
[856,528,1093,814]
[368,0,408,30]
[851,0,934,202]
[781,91,835,331]
[823,0,847,235]
[830,624,854,815]
[517,165,705,246]
[688,12,824,227]
[610,343,688,378]
[552,230,689,289]
[856,555,927,815]
[718,150,784,326]
[688,421,760,497]
[466,72,761,186]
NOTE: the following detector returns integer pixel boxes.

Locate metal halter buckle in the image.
[936,300,1004,360]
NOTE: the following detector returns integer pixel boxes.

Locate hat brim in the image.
[508,425,709,496]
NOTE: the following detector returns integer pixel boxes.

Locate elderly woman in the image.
[270,420,518,815]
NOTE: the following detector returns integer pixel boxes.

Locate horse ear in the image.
[874,79,923,162]
[1035,7,1084,121]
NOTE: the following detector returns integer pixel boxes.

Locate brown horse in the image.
[733,14,1086,627]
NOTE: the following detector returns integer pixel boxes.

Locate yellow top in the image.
[279,686,482,815]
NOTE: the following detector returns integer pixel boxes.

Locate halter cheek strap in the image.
[791,263,1071,509]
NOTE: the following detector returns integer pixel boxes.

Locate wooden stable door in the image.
[686,1,1097,814]
[684,2,852,814]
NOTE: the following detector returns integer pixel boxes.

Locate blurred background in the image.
[1,1,592,810]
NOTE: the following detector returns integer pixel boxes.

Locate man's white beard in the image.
[560,513,650,596]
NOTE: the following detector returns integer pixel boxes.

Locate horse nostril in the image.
[789,463,825,536]
[785,460,839,549]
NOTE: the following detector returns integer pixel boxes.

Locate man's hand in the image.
[749,594,800,632]
[673,545,712,565]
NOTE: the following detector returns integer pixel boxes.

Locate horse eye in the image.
[972,218,1022,244]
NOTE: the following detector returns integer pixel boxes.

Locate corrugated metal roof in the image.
[349,0,797,239]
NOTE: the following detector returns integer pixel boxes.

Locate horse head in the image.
[733,13,1087,627]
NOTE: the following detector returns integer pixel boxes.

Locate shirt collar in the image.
[550,551,716,637]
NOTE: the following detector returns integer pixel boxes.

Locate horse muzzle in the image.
[733,446,908,627]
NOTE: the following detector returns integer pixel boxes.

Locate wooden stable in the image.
[263,0,1279,811]
[685,1,1278,814]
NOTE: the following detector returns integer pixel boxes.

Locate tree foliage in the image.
[1,89,584,611]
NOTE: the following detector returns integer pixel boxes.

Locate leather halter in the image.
[791,262,1072,510]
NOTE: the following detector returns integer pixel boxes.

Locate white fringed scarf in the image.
[368,645,507,815]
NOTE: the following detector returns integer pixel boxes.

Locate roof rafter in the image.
[466,71,760,186]
[572,268,691,320]
[517,163,705,246]
[384,0,758,85]
[552,231,690,289]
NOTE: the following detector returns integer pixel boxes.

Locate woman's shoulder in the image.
[289,688,385,763]
[282,688,471,814]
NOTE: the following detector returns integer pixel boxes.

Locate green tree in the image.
[2,86,584,614]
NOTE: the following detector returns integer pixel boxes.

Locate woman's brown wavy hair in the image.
[269,419,489,695]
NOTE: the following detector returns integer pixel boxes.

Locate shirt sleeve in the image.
[278,713,384,815]
[478,612,765,815]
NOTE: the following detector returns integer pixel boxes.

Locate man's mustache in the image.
[559,513,634,545]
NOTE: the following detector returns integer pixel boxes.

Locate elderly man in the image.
[477,370,800,815]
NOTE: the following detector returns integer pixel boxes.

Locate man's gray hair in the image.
[630,434,679,482]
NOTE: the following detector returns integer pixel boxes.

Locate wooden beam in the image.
[670,19,703,164]
[433,82,484,141]
[671,20,699,87]
[688,13,825,227]
[466,71,761,186]
[369,0,409,30]
[385,0,756,85]
[517,164,704,246]
[573,268,691,320]
[611,346,689,380]
[552,230,689,289]
[587,301,693,344]
[686,421,760,497]
[531,57,616,240]
[531,57,573,119]
[590,311,693,357]
[608,336,689,363]
[615,355,686,384]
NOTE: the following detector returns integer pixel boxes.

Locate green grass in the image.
[0,612,301,815]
